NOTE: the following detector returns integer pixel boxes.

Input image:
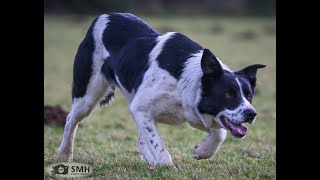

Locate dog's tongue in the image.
[229,123,247,136]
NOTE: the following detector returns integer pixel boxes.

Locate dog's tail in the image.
[99,89,115,107]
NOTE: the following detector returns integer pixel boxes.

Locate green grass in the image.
[44,14,276,179]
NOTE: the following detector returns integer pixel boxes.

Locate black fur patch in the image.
[71,17,98,100]
[100,13,159,93]
[111,36,158,92]
[156,33,203,79]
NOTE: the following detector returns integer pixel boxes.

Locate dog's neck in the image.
[177,50,230,128]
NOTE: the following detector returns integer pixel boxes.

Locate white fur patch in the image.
[177,51,208,127]
[129,68,177,166]
[148,32,176,64]
[93,14,110,73]
[133,32,186,125]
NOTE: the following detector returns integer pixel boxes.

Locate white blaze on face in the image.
[235,78,255,111]
[235,78,256,123]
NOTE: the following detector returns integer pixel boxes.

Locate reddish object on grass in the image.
[44,105,68,126]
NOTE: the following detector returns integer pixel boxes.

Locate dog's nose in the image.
[243,109,257,122]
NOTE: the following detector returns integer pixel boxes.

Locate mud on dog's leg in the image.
[130,105,174,167]
[193,128,227,160]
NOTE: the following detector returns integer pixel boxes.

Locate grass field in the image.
[44,14,276,179]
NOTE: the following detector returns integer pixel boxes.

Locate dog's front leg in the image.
[192,128,227,160]
[130,107,175,167]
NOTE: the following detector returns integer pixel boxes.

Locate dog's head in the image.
[197,49,265,138]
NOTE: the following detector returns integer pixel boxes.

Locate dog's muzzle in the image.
[243,109,257,124]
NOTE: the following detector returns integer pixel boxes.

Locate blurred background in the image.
[44,0,275,16]
[44,1,275,178]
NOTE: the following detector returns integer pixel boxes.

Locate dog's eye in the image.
[247,94,252,101]
[225,92,232,99]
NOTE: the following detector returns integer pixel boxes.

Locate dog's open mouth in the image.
[220,116,247,138]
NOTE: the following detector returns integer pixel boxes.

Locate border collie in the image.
[57,13,266,167]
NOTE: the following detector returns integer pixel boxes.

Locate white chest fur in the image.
[133,64,189,125]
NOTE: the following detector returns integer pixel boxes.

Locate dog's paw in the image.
[192,144,214,160]
[56,154,73,162]
[57,148,73,162]
[159,162,177,169]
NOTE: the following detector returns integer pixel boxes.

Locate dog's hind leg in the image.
[57,14,115,161]
[57,63,114,162]
[130,99,175,167]
[57,73,110,161]
[57,73,115,162]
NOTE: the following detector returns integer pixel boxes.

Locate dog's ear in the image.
[235,64,266,88]
[201,49,223,79]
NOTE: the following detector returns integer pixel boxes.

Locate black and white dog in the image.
[57,13,265,167]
